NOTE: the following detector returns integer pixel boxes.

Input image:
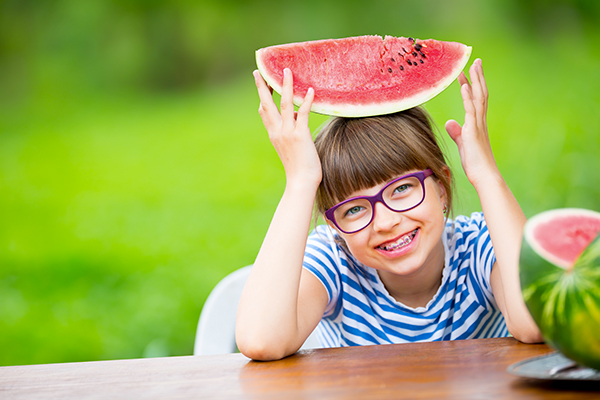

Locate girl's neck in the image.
[377,239,446,309]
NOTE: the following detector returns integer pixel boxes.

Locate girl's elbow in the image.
[514,330,544,344]
[238,341,289,361]
[236,331,294,361]
[508,323,544,344]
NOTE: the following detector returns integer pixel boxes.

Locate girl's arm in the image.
[445,59,543,343]
[235,69,329,360]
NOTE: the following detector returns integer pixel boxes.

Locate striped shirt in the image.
[303,212,509,347]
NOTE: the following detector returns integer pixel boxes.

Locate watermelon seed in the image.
[388,67,393,73]
[412,51,418,57]
[399,65,404,71]
[407,60,412,66]
[419,51,426,58]
[409,37,414,42]
[391,58,395,62]
[419,59,424,64]
[415,43,422,51]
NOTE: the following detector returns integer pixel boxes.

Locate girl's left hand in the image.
[445,60,542,344]
[445,59,500,189]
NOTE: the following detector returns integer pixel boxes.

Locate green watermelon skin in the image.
[520,232,600,370]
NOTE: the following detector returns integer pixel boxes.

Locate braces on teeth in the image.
[381,230,417,251]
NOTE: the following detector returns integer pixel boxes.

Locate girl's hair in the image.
[314,106,453,219]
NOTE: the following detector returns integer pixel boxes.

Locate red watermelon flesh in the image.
[533,215,600,266]
[526,209,600,269]
[256,35,472,117]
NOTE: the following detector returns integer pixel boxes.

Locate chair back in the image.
[194,265,321,355]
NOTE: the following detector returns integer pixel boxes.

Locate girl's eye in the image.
[344,205,365,217]
[393,183,411,194]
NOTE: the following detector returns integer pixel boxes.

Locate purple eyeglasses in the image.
[325,169,434,234]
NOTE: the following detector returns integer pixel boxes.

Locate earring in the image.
[442,205,448,215]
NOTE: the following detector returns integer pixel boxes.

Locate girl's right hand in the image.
[254,68,322,187]
[238,70,328,360]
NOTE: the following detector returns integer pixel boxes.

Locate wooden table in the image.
[1,338,598,399]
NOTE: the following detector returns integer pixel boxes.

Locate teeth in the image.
[379,229,417,251]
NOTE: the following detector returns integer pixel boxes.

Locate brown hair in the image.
[314,107,453,219]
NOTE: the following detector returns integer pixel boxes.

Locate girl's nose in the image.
[371,202,402,232]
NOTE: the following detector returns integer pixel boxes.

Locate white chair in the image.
[194,265,321,355]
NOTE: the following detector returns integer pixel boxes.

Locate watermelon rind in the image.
[256,36,472,118]
[520,208,600,370]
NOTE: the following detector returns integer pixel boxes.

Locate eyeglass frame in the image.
[324,169,434,234]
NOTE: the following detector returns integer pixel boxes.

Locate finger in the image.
[254,70,273,100]
[254,70,280,127]
[476,59,488,99]
[475,60,488,126]
[468,61,481,95]
[469,60,488,130]
[444,119,463,144]
[468,62,486,115]
[280,68,295,126]
[477,62,488,127]
[458,71,469,87]
[296,87,314,128]
[461,83,477,129]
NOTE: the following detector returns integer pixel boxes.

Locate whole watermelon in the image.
[520,208,600,370]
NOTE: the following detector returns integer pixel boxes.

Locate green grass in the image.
[1,7,600,366]
[0,76,330,364]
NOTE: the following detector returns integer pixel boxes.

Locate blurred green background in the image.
[1,0,599,366]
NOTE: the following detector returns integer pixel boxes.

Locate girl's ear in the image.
[440,166,452,183]
[437,166,451,203]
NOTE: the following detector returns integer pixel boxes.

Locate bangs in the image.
[315,109,438,211]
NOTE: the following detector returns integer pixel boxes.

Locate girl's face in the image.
[329,171,447,278]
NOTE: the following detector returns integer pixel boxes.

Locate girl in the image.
[236,59,542,361]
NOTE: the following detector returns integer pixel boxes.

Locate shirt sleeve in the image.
[302,225,343,317]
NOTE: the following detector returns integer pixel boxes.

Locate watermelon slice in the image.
[520,208,600,370]
[256,35,472,117]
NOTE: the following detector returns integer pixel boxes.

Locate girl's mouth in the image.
[377,229,419,251]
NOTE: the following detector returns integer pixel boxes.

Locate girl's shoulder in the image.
[305,225,361,275]
[306,225,348,259]
[308,224,338,245]
[444,211,491,252]
[448,211,487,231]
[312,223,336,237]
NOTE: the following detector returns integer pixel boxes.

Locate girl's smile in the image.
[375,228,419,256]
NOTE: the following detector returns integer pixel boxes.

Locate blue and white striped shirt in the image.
[303,212,509,347]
